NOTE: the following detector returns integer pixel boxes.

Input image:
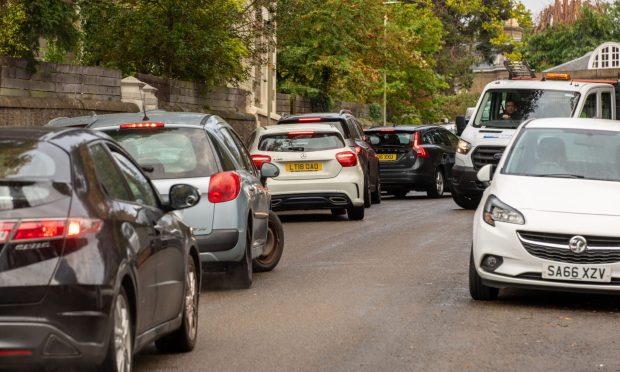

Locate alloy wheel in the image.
[113,293,132,372]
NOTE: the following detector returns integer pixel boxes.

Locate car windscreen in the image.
[503,128,620,181]
[258,132,345,152]
[104,127,218,179]
[366,131,413,146]
[473,89,581,129]
[0,140,71,211]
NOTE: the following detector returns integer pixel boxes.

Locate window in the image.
[588,42,620,69]
[89,144,132,201]
[111,151,159,207]
[581,93,597,118]
[208,133,236,171]
[227,129,258,172]
[220,128,254,171]
[258,132,345,152]
[602,92,612,119]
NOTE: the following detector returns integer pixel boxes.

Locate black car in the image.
[0,127,201,371]
[364,125,459,198]
[275,111,381,205]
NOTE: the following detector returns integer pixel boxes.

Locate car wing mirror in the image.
[260,162,280,186]
[455,116,467,136]
[168,184,201,210]
[476,164,494,183]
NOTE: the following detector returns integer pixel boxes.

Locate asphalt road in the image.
[135,193,620,371]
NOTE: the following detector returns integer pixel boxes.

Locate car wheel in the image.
[253,211,284,272]
[364,174,372,208]
[347,204,365,220]
[155,256,199,353]
[469,249,499,301]
[393,190,408,198]
[452,191,481,210]
[371,176,382,204]
[228,227,253,289]
[331,208,347,216]
[102,288,132,372]
[427,169,444,198]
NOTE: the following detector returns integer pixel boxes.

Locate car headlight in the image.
[483,195,525,226]
[457,139,472,154]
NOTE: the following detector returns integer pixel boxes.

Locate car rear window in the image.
[104,127,218,179]
[0,140,71,211]
[278,120,351,139]
[258,132,345,152]
[366,131,413,146]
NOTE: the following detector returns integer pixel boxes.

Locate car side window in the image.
[246,130,257,149]
[422,131,434,144]
[602,92,612,119]
[110,150,159,208]
[434,130,450,146]
[221,128,254,171]
[582,93,597,118]
[444,130,459,147]
[346,119,361,139]
[208,132,237,171]
[228,129,257,172]
[88,144,132,201]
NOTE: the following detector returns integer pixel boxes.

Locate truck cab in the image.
[452,67,618,209]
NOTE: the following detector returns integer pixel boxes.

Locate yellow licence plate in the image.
[285,162,322,172]
[377,154,397,161]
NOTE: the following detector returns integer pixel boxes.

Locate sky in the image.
[521,0,554,18]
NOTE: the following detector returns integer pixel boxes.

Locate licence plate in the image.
[377,154,397,161]
[542,263,611,283]
[285,162,322,172]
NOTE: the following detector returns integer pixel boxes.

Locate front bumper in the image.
[452,165,486,196]
[473,207,620,294]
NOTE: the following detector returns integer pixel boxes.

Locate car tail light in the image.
[355,145,363,154]
[0,221,16,243]
[380,128,395,132]
[0,349,33,356]
[412,132,428,158]
[288,131,314,136]
[297,118,322,123]
[11,218,103,242]
[119,122,164,129]
[336,151,358,167]
[251,154,271,169]
[208,171,241,203]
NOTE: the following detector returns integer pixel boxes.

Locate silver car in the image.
[48,111,283,289]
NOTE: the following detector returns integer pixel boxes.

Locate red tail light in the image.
[13,220,66,241]
[0,221,16,243]
[251,154,272,169]
[336,151,358,167]
[119,122,164,129]
[412,132,428,158]
[208,171,241,203]
[297,118,322,123]
[288,131,315,137]
[2,218,102,242]
[0,349,33,356]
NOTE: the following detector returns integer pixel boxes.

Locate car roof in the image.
[365,125,439,132]
[47,110,214,129]
[259,123,342,133]
[524,118,620,131]
[0,126,111,150]
[278,113,348,121]
[484,79,612,92]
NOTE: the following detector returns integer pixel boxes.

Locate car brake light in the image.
[208,171,241,203]
[0,349,33,356]
[119,122,164,129]
[297,118,322,123]
[380,128,396,132]
[66,219,103,237]
[251,154,272,169]
[288,131,315,136]
[412,132,428,158]
[336,151,358,167]
[10,218,103,242]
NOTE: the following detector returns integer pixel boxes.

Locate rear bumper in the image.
[271,193,353,211]
[267,176,363,208]
[195,230,239,254]
[451,165,486,196]
[379,168,432,190]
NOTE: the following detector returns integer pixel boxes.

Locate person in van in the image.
[501,100,521,120]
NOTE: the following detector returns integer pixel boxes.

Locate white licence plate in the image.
[542,263,611,283]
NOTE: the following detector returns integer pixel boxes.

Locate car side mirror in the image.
[476,164,494,183]
[455,116,467,136]
[260,162,280,186]
[168,184,201,210]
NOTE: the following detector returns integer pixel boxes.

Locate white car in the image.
[249,124,366,220]
[470,118,620,300]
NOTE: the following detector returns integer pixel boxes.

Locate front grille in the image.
[471,146,505,170]
[518,231,620,264]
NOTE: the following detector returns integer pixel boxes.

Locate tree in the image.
[0,0,78,63]
[524,3,620,71]
[78,0,253,87]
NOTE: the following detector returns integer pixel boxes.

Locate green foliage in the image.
[0,0,78,63]
[436,93,479,122]
[78,0,250,87]
[524,4,620,71]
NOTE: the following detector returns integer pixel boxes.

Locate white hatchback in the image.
[249,124,366,220]
[470,118,620,300]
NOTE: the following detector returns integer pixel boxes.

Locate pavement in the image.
[135,192,620,371]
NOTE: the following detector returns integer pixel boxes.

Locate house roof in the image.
[544,52,592,72]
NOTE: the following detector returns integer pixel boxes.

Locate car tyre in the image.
[371,177,382,204]
[347,204,365,220]
[331,208,347,216]
[102,287,132,372]
[364,174,372,208]
[452,191,481,210]
[228,227,253,289]
[253,212,284,272]
[155,256,199,353]
[427,169,444,198]
[469,249,499,301]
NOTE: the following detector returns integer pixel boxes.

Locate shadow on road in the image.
[276,212,348,223]
[483,288,620,313]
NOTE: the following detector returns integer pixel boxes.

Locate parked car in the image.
[248,124,366,220]
[48,111,284,289]
[364,125,459,198]
[275,111,381,205]
[0,127,201,371]
[470,118,620,300]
